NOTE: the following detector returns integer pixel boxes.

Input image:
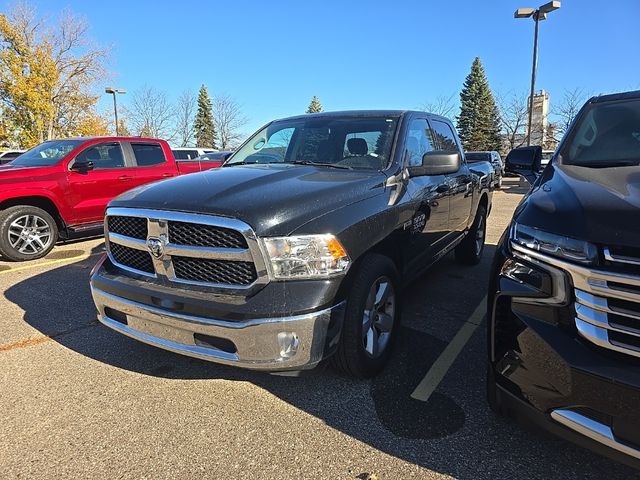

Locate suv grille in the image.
[573,247,640,359]
[168,221,247,248]
[107,216,148,240]
[105,211,262,289]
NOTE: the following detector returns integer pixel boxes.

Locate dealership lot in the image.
[0,179,637,480]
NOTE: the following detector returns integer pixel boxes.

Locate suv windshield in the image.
[465,152,490,163]
[226,116,399,170]
[11,140,83,167]
[560,98,640,167]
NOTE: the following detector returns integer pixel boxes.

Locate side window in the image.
[132,143,166,166]
[430,120,460,153]
[187,150,199,159]
[244,127,294,164]
[76,142,125,170]
[172,150,187,160]
[405,119,435,167]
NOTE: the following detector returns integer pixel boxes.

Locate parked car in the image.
[194,151,234,163]
[171,147,217,160]
[0,137,223,261]
[0,149,25,164]
[466,151,503,188]
[540,148,555,172]
[487,90,640,469]
[90,110,493,378]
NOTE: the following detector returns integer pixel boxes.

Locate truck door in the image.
[430,119,473,234]
[123,141,176,187]
[403,118,452,270]
[66,141,136,225]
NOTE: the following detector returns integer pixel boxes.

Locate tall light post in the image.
[515,1,560,146]
[105,87,127,135]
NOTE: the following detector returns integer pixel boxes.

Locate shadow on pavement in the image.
[4,245,636,479]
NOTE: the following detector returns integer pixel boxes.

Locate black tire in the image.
[455,205,487,265]
[331,253,400,378]
[0,205,58,261]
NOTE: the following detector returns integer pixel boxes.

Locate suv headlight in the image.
[263,234,351,279]
[511,223,597,264]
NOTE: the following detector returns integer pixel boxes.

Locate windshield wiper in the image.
[291,160,353,170]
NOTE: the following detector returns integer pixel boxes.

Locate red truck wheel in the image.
[0,205,58,261]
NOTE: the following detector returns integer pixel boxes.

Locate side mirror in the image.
[408,151,460,177]
[70,159,95,173]
[505,146,542,184]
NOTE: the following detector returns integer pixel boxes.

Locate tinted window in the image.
[132,143,166,166]
[11,140,83,167]
[76,143,125,169]
[172,150,188,160]
[430,120,460,153]
[2,152,21,160]
[562,99,640,166]
[465,152,490,163]
[405,119,435,167]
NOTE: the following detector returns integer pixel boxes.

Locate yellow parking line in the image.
[411,296,487,402]
[0,252,101,275]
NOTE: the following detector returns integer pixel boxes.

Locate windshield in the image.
[11,140,83,167]
[226,116,399,170]
[560,98,640,167]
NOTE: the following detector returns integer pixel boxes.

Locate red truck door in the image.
[122,141,176,186]
[66,141,138,225]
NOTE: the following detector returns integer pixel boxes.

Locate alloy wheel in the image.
[7,214,53,255]
[362,276,396,358]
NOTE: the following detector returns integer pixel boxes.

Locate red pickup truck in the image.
[0,136,222,261]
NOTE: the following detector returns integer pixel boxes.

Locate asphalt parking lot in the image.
[0,178,637,479]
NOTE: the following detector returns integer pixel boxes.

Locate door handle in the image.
[118,175,133,181]
[436,184,450,193]
[161,173,174,178]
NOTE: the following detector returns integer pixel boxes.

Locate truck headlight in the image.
[511,223,597,264]
[263,234,350,279]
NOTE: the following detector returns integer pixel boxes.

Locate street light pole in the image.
[105,87,127,136]
[515,1,561,147]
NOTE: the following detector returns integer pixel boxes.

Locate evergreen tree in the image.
[194,84,217,148]
[457,57,502,151]
[306,96,323,113]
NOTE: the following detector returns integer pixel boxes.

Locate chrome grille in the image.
[110,243,154,274]
[168,221,247,248]
[173,257,256,285]
[105,208,266,290]
[108,216,148,240]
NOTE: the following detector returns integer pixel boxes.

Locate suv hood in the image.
[110,164,387,236]
[515,163,640,247]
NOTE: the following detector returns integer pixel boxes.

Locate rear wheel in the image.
[455,205,487,265]
[0,205,58,261]
[331,254,399,378]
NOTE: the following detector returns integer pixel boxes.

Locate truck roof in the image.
[590,89,640,104]
[277,110,449,122]
[47,136,166,143]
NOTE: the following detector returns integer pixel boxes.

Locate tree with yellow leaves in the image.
[0,3,109,147]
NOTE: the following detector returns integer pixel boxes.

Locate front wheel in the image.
[331,254,399,378]
[0,205,58,261]
[455,205,487,265]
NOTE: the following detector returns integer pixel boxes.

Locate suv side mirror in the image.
[505,146,541,184]
[70,159,95,173]
[409,151,460,177]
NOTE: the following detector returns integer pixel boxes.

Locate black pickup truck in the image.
[90,110,492,377]
[487,90,640,468]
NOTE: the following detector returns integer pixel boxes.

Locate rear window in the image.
[173,150,199,160]
[132,143,166,166]
[560,99,640,166]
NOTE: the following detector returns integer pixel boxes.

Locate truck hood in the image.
[0,164,53,178]
[515,162,640,247]
[110,164,387,236]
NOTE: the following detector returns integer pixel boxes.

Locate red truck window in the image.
[131,143,166,166]
[77,143,125,169]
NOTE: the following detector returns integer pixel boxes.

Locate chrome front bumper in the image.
[91,287,345,371]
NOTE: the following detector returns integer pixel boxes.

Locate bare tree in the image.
[212,94,248,149]
[421,94,456,117]
[497,91,529,153]
[127,86,175,140]
[174,89,196,147]
[553,88,588,141]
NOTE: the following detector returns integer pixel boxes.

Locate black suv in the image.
[90,111,492,378]
[487,90,640,468]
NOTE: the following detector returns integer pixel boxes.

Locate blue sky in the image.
[7,0,640,135]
